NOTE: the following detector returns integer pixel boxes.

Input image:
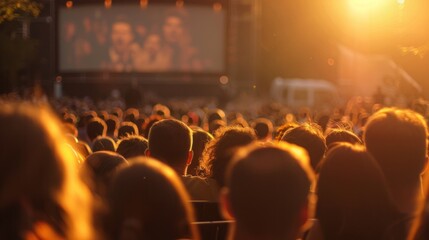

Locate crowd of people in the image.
[2,94,429,240]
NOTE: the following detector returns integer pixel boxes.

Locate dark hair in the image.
[116,135,148,159]
[142,115,162,138]
[251,118,274,140]
[106,158,199,240]
[86,117,107,142]
[274,122,298,141]
[200,126,256,187]
[148,119,192,169]
[207,109,226,124]
[325,128,362,149]
[364,108,428,188]
[84,151,127,197]
[281,123,326,171]
[316,143,400,240]
[117,121,138,139]
[124,108,139,123]
[105,115,119,138]
[110,107,123,121]
[226,142,314,238]
[92,136,116,152]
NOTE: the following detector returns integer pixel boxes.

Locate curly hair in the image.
[198,126,256,187]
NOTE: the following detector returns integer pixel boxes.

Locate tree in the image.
[0,0,41,24]
[0,0,42,93]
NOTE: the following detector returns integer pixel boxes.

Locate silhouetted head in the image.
[106,157,198,240]
[0,102,93,239]
[105,115,120,139]
[200,126,256,187]
[86,117,107,142]
[325,128,362,149]
[92,136,116,152]
[364,108,428,192]
[317,143,399,240]
[84,151,127,197]
[281,123,326,171]
[147,119,193,175]
[117,121,138,139]
[251,118,274,141]
[116,135,148,159]
[222,142,314,239]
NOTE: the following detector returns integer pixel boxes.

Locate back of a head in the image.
[143,115,163,138]
[317,143,398,240]
[364,108,428,189]
[207,109,226,125]
[225,142,314,238]
[92,136,116,152]
[106,157,198,240]
[0,102,93,239]
[274,122,298,141]
[116,135,148,159]
[148,119,192,168]
[84,151,127,196]
[200,126,256,187]
[105,115,119,138]
[252,118,274,141]
[124,108,139,123]
[152,104,171,118]
[281,123,327,171]
[209,119,226,136]
[117,121,138,139]
[325,129,362,149]
[86,117,107,142]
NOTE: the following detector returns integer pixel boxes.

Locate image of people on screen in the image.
[59,6,225,73]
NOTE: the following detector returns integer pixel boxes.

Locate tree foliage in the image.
[0,0,41,23]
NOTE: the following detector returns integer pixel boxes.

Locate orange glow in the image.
[327,58,335,66]
[66,1,73,8]
[176,0,184,8]
[105,0,112,9]
[213,2,222,12]
[219,75,229,84]
[140,0,148,9]
[348,0,387,15]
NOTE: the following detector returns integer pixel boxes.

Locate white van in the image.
[270,77,341,109]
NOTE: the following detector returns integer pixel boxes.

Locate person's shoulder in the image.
[181,175,219,201]
[182,175,209,184]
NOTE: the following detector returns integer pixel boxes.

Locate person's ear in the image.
[186,150,193,166]
[220,188,235,220]
[145,149,151,157]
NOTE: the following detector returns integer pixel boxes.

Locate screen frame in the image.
[55,0,229,83]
